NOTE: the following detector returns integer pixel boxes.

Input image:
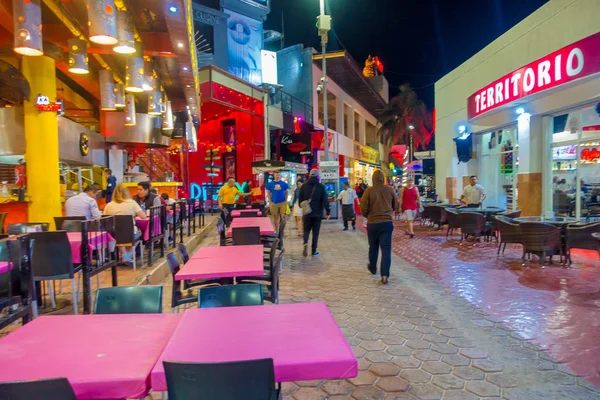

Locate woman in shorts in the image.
[399,179,422,238]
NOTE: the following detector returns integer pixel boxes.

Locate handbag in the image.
[300,185,317,215]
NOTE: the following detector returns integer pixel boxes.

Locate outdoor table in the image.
[230,208,262,217]
[514,216,580,226]
[0,314,181,399]
[227,217,275,236]
[176,245,264,280]
[135,215,162,241]
[0,261,11,275]
[150,303,357,392]
[66,231,116,264]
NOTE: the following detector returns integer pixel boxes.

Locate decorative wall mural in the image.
[224,9,262,86]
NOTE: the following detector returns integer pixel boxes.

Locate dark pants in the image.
[221,204,235,226]
[342,205,356,229]
[303,216,322,253]
[467,203,481,208]
[367,221,394,277]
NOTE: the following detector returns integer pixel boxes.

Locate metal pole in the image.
[320,0,329,161]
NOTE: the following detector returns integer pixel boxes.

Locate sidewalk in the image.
[274,219,599,400]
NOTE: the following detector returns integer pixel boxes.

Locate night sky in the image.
[265,0,549,108]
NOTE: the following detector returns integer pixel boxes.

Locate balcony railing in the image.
[268,89,313,125]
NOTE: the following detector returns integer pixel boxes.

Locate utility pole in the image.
[318,0,331,160]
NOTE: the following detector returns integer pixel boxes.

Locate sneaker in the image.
[343,227,348,231]
[367,264,376,275]
[381,276,389,284]
[312,251,320,256]
[303,244,308,257]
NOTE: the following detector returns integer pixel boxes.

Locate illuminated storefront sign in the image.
[36,95,64,113]
[467,32,600,120]
[581,147,600,162]
[353,143,380,165]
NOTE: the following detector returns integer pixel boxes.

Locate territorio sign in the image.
[467,32,600,120]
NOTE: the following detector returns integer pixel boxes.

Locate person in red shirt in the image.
[15,159,26,188]
[399,178,422,238]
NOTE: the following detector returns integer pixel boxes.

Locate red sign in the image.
[467,32,600,120]
[581,148,600,162]
[374,56,384,74]
[311,130,334,150]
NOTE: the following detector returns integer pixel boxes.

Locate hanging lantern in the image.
[148,91,163,115]
[125,55,144,93]
[162,100,174,130]
[67,38,89,74]
[124,94,136,126]
[114,83,125,107]
[86,0,118,45]
[142,59,155,91]
[13,0,43,56]
[113,10,135,54]
[99,70,116,110]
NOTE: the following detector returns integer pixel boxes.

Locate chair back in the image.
[0,212,6,234]
[428,206,447,226]
[232,226,261,246]
[216,217,227,245]
[505,210,522,219]
[54,216,85,231]
[166,252,183,307]
[177,243,189,263]
[267,238,279,270]
[0,236,33,323]
[520,222,561,252]
[198,284,264,308]
[7,223,49,234]
[239,211,259,217]
[29,231,74,279]
[80,217,116,270]
[566,222,600,251]
[94,285,163,314]
[112,215,136,244]
[148,205,165,241]
[495,216,522,242]
[458,212,486,235]
[271,249,283,303]
[445,208,460,228]
[164,359,276,400]
[0,377,76,400]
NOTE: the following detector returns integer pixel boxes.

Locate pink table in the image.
[231,209,262,217]
[150,303,357,391]
[66,232,116,264]
[135,216,161,241]
[0,314,182,399]
[227,217,275,236]
[176,245,263,280]
[0,261,12,275]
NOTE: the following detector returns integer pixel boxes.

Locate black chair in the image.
[147,205,166,266]
[458,212,491,244]
[112,215,143,271]
[520,222,563,266]
[7,223,49,234]
[238,211,259,217]
[217,217,232,246]
[94,285,163,314]
[262,218,286,251]
[495,216,522,255]
[445,208,460,239]
[166,252,215,312]
[198,284,264,308]
[176,244,221,291]
[0,235,34,328]
[185,198,197,235]
[29,231,80,314]
[0,212,7,234]
[566,222,600,264]
[238,239,281,304]
[54,216,85,231]
[177,243,190,263]
[169,201,185,247]
[163,359,279,400]
[0,377,77,400]
[232,227,261,246]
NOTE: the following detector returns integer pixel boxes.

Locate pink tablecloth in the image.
[0,314,182,399]
[230,209,262,217]
[135,216,162,241]
[66,232,116,264]
[150,303,357,391]
[227,217,275,236]
[0,261,12,275]
[176,245,264,280]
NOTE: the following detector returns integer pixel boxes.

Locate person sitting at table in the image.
[103,184,146,262]
[460,175,487,207]
[65,184,102,220]
[161,192,177,206]
[218,177,251,225]
[133,181,162,211]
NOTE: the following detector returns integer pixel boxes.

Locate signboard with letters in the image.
[353,143,380,165]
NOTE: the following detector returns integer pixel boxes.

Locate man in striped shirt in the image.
[65,185,102,220]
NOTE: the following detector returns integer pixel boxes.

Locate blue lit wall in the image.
[276,44,314,107]
[224,8,263,86]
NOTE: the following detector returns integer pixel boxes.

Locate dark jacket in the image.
[133,193,160,210]
[299,177,330,218]
[360,170,398,224]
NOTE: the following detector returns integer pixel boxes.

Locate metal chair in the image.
[495,216,522,255]
[458,212,490,244]
[7,223,50,234]
[238,239,281,304]
[163,359,279,400]
[29,231,80,314]
[520,222,563,266]
[0,212,7,234]
[198,284,264,308]
[217,217,232,246]
[54,216,85,231]
[566,222,600,264]
[146,205,166,266]
[445,208,460,239]
[0,377,76,400]
[94,285,163,314]
[0,235,34,328]
[177,243,190,263]
[112,215,143,271]
[232,226,261,246]
[166,252,204,312]
[238,211,259,217]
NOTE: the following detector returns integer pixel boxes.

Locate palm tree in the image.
[377,84,433,148]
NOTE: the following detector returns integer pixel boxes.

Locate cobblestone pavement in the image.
[273,219,600,400]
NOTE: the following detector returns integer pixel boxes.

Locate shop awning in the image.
[252,160,308,174]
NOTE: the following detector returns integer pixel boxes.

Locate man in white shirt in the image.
[65,185,102,220]
[336,182,358,231]
[460,176,487,207]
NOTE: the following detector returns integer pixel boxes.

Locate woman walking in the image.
[399,178,422,238]
[291,180,303,236]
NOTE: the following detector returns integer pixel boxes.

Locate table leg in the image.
[35,281,42,307]
[82,272,91,314]
[111,266,118,287]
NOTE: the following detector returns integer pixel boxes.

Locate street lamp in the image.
[408,124,415,130]
[317,0,331,160]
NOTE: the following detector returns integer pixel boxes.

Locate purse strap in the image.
[307,185,317,203]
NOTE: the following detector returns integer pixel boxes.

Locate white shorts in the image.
[404,209,417,221]
[292,202,303,217]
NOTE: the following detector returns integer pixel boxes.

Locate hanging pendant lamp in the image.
[13,0,43,56]
[86,0,118,45]
[142,59,154,91]
[114,83,125,107]
[124,94,136,126]
[113,10,135,54]
[68,38,89,74]
[125,43,144,93]
[99,70,116,110]
[148,91,163,115]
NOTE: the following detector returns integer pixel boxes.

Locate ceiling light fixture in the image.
[113,10,136,54]
[67,38,89,74]
[182,66,188,71]
[86,0,118,45]
[13,0,43,56]
[169,5,177,13]
[177,42,184,48]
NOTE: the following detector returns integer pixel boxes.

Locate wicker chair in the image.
[520,222,563,266]
[420,206,432,226]
[428,205,447,230]
[495,216,522,255]
[505,210,522,219]
[445,208,460,239]
[565,222,600,264]
[458,212,490,244]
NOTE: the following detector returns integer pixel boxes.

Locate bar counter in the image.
[121,182,183,199]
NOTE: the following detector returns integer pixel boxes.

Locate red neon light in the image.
[581,148,600,162]
[374,56,384,74]
[37,103,62,112]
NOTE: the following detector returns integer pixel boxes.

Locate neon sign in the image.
[581,147,600,162]
[36,94,63,113]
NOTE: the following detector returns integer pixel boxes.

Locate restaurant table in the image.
[230,208,262,217]
[66,232,116,264]
[514,216,580,226]
[458,207,506,215]
[176,245,264,280]
[227,216,275,236]
[0,261,11,275]
[135,215,162,241]
[0,314,181,399]
[150,303,357,391]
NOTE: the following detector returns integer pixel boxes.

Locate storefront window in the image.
[478,126,518,211]
[551,104,600,220]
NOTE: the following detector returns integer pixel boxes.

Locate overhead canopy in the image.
[252,160,308,174]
